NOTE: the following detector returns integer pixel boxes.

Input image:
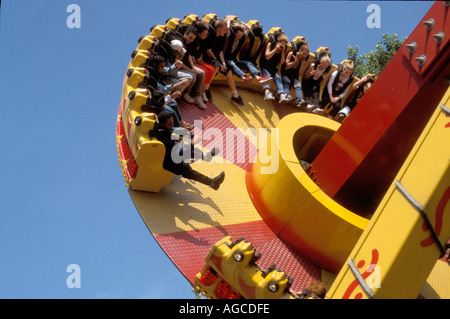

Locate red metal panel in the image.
[310,1,450,215]
[406,4,450,75]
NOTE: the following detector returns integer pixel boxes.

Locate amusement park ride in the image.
[116,1,450,299]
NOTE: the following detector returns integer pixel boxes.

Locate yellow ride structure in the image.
[116,4,450,299]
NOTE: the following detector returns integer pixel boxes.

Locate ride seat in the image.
[118,76,173,193]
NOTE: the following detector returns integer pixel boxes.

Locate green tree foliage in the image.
[347,33,406,78]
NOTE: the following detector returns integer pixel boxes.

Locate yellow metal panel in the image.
[130,158,262,235]
[421,260,450,299]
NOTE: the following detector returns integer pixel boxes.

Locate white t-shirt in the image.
[327,70,351,98]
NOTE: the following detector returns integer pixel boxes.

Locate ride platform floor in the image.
[128,84,449,298]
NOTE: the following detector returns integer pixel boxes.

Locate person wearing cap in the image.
[169,26,207,110]
[160,39,196,104]
[171,39,187,56]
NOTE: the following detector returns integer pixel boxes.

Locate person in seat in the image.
[189,19,216,102]
[222,19,273,106]
[142,90,194,131]
[280,39,310,106]
[259,31,289,102]
[303,54,332,112]
[156,111,225,190]
[337,74,376,122]
[317,60,354,117]
[201,16,230,94]
[167,26,208,109]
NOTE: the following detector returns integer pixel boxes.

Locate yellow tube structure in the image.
[246,113,369,273]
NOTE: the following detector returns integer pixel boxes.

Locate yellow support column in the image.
[327,89,450,299]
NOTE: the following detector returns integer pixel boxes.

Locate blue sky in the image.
[0,1,433,299]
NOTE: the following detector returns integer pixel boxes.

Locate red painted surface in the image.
[154,220,321,292]
[178,100,258,171]
[310,2,450,215]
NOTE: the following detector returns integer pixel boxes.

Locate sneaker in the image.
[305,104,316,112]
[193,96,207,109]
[201,92,208,102]
[279,94,288,103]
[296,99,306,108]
[258,76,272,84]
[231,95,244,105]
[205,89,213,101]
[244,73,253,83]
[183,93,194,104]
[211,171,225,190]
[264,91,275,101]
[285,95,295,102]
[312,108,324,115]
